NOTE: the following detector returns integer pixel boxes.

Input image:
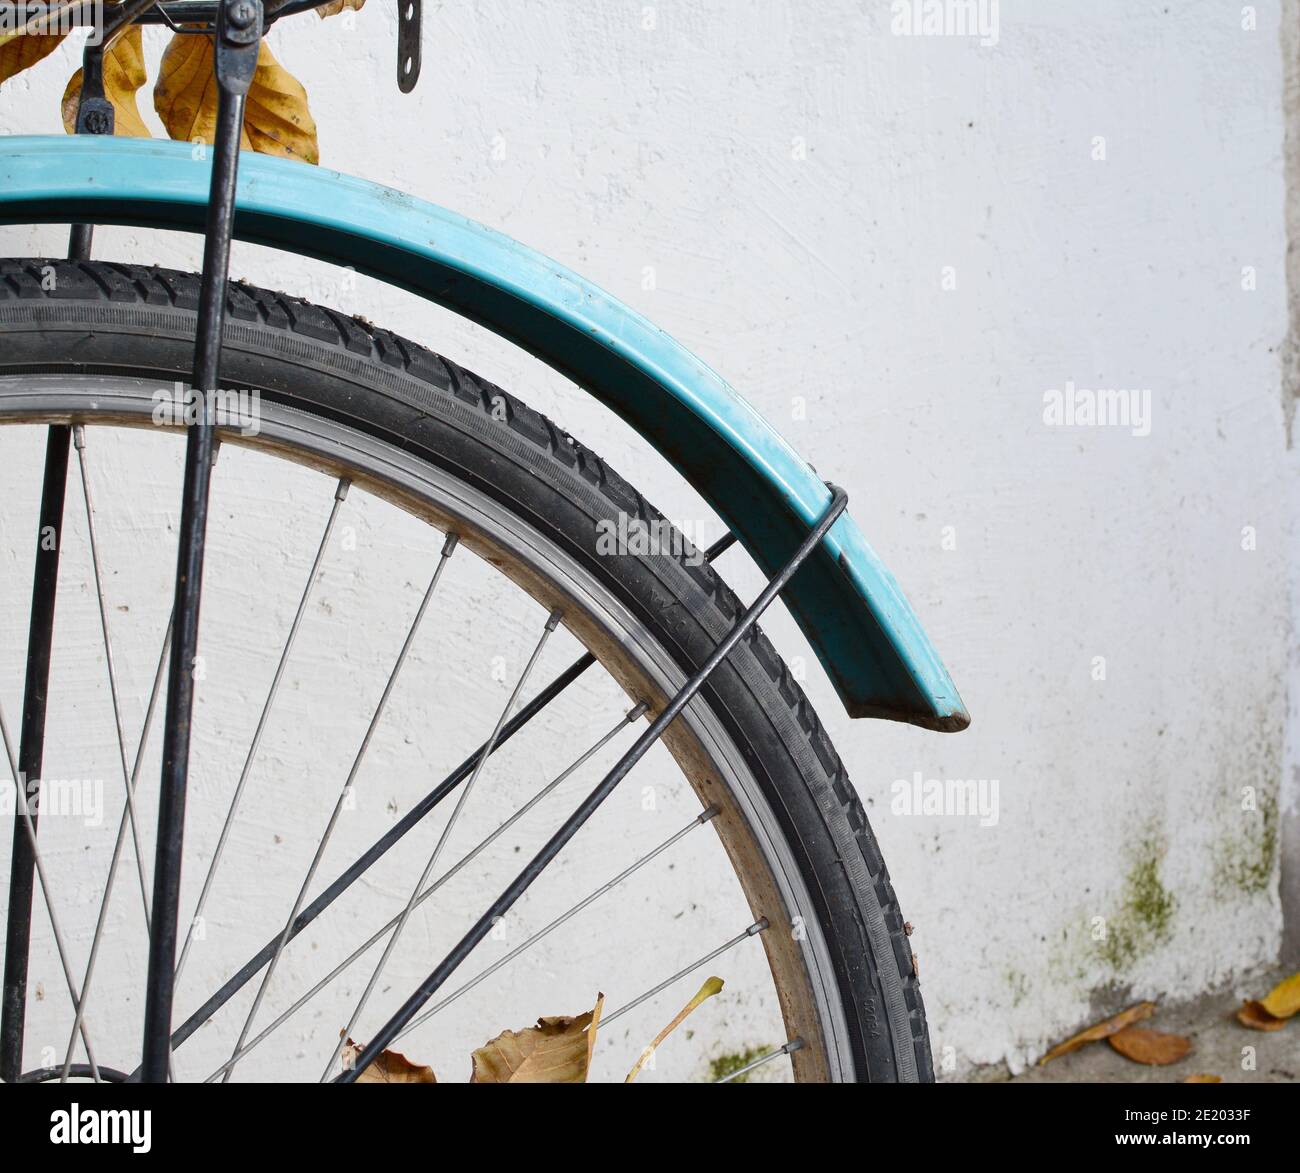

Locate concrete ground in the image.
[1001,967,1300,1084]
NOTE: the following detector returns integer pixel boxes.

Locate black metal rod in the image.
[128,652,596,1074]
[124,531,735,1077]
[66,23,106,282]
[338,491,845,1080]
[67,224,94,258]
[0,175,106,1080]
[124,530,737,1075]
[139,25,253,1079]
[105,0,168,34]
[0,428,73,1082]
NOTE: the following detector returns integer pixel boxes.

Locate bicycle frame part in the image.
[0,136,969,733]
[0,4,137,1079]
[139,0,265,1083]
[339,485,850,1080]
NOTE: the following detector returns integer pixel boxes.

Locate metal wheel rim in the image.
[0,374,855,1082]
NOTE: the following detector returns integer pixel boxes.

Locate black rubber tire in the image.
[0,258,933,1083]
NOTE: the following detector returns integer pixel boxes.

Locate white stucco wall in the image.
[0,0,1295,1079]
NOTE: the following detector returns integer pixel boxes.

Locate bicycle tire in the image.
[0,257,932,1082]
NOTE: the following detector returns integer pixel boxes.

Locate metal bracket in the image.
[216,0,264,87]
[74,0,173,136]
[73,41,114,137]
[397,0,421,92]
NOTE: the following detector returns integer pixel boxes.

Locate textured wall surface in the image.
[0,0,1295,1078]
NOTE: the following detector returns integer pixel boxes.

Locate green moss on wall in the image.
[1099,837,1176,972]
[707,1045,771,1084]
[1214,791,1278,897]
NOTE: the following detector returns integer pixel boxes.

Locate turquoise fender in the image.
[0,135,967,731]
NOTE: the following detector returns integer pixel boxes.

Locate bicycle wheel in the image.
[0,258,930,1083]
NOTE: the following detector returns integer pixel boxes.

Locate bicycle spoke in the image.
[202,703,644,1082]
[222,532,458,1080]
[174,477,349,988]
[133,651,606,1074]
[339,488,846,1081]
[600,919,767,1031]
[390,807,718,1048]
[0,702,100,1082]
[1,234,102,1083]
[60,426,181,1082]
[2,419,753,1086]
[126,529,737,1074]
[321,606,563,1079]
[74,425,153,925]
[59,614,174,1083]
[713,1038,803,1083]
[1,424,71,1081]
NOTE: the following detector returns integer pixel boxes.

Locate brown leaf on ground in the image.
[341,1038,436,1083]
[1236,1000,1288,1032]
[1108,1026,1192,1066]
[470,994,604,1083]
[61,26,150,138]
[1038,1001,1156,1064]
[1260,972,1300,1020]
[1183,1073,1221,1083]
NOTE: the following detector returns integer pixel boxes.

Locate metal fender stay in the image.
[0,135,968,732]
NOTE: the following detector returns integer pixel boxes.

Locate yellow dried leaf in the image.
[61,26,150,138]
[1108,1026,1192,1066]
[0,32,65,86]
[1260,972,1300,1020]
[2,0,94,86]
[153,34,247,150]
[1183,1073,1222,1083]
[471,994,604,1083]
[1038,1000,1156,1064]
[317,0,366,17]
[340,1038,436,1083]
[625,975,724,1083]
[154,33,318,163]
[1236,1000,1288,1032]
[0,0,84,85]
[585,991,603,1072]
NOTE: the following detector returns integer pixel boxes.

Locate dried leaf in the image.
[154,33,318,163]
[341,1038,436,1083]
[585,991,604,1072]
[153,34,247,150]
[317,0,365,17]
[0,32,65,86]
[1183,1073,1222,1083]
[1038,1001,1156,1064]
[1108,1026,1192,1066]
[61,26,150,138]
[1236,1000,1288,1032]
[1260,972,1300,1020]
[470,994,604,1083]
[625,976,724,1083]
[0,0,84,85]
